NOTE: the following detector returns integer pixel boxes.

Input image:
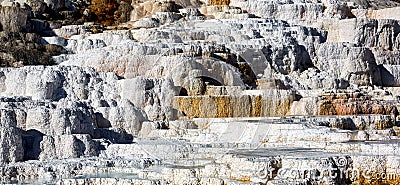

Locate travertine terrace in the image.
[0,0,400,184]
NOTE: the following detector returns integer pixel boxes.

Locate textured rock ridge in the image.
[0,66,180,133]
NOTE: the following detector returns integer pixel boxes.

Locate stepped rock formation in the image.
[0,0,400,184]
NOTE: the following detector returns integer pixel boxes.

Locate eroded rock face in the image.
[39,134,98,160]
[380,64,400,86]
[0,66,184,135]
[317,42,381,86]
[0,66,157,160]
[319,97,398,116]
[85,0,136,26]
[59,18,329,90]
[0,32,64,67]
[0,109,23,163]
[60,41,245,95]
[290,90,399,116]
[347,0,400,9]
[327,18,400,50]
[119,77,177,121]
[0,6,27,32]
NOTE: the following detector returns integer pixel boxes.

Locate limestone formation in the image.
[0,0,399,184]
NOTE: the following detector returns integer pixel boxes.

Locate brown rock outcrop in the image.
[0,6,28,32]
[130,0,181,21]
[0,32,64,67]
[87,0,119,26]
[82,0,138,26]
[0,109,24,163]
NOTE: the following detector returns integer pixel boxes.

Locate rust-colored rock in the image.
[86,0,133,26]
[87,0,119,26]
[318,100,337,115]
[318,93,399,116]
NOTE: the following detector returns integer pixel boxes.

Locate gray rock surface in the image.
[316,42,381,86]
[0,109,23,163]
[39,134,99,160]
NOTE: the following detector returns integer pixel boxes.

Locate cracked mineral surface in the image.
[0,0,400,184]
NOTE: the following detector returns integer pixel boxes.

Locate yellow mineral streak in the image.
[208,0,230,6]
[174,92,293,119]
